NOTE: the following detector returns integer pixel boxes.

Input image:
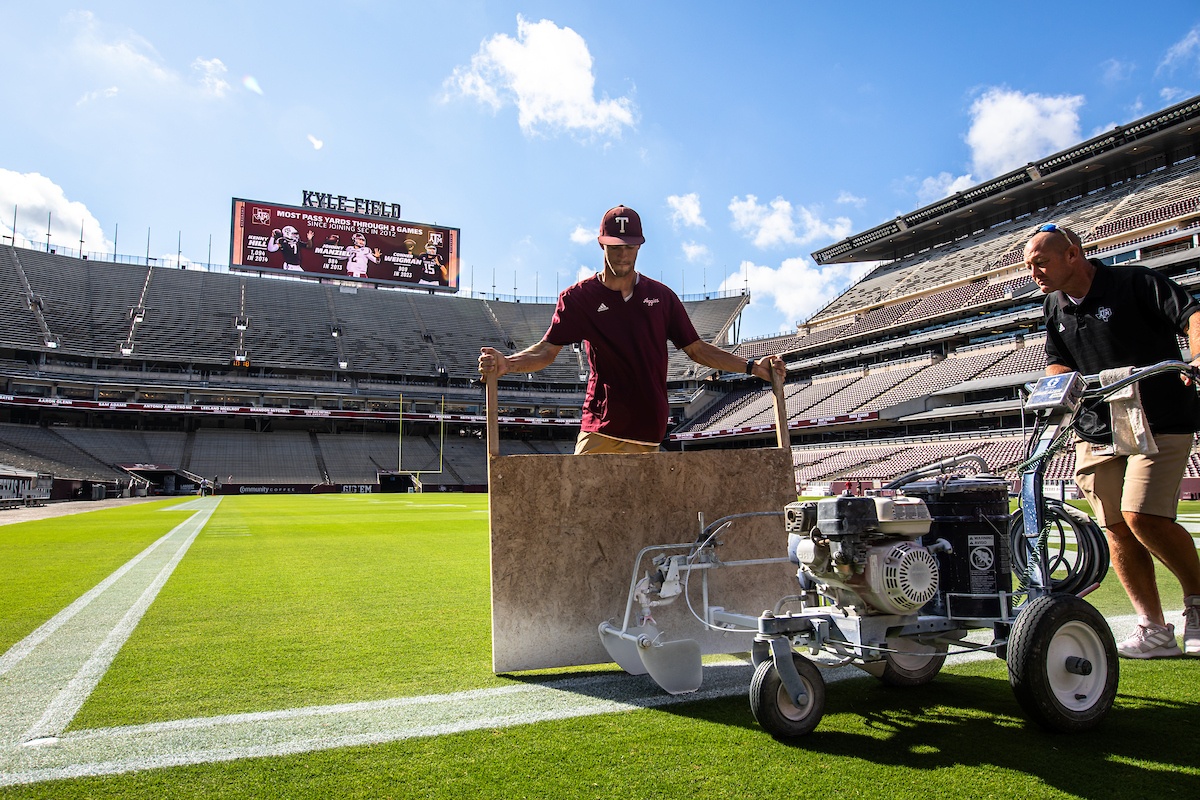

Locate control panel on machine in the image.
[1024,371,1085,413]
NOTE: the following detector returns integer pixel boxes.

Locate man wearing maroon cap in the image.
[479,204,786,454]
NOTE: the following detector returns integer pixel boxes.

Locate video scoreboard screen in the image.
[230,198,460,290]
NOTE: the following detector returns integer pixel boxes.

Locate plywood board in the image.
[489,448,796,673]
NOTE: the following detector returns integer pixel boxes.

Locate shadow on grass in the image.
[660,662,1200,799]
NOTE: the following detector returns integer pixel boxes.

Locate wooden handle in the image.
[485,372,500,458]
[771,371,790,451]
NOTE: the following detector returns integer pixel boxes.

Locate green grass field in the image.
[2,494,1199,799]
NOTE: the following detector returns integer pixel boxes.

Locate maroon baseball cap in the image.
[597,205,645,246]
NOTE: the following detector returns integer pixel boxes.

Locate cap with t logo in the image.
[598,205,645,246]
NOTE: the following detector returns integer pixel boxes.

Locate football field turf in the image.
[1,494,1199,799]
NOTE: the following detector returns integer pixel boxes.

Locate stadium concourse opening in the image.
[2,93,1200,499]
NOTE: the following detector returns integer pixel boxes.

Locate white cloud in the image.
[66,11,232,105]
[156,251,198,270]
[836,191,866,208]
[575,265,594,283]
[1161,86,1191,104]
[1158,25,1200,76]
[569,225,594,245]
[75,86,119,106]
[666,193,706,229]
[192,57,230,98]
[728,194,851,249]
[681,241,710,263]
[1100,58,1134,85]
[719,257,876,327]
[917,172,976,205]
[307,134,324,150]
[444,15,636,138]
[68,10,172,87]
[966,88,1084,178]
[0,168,111,254]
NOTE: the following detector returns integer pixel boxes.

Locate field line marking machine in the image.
[484,362,1192,737]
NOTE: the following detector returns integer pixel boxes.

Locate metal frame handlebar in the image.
[1080,359,1198,400]
[1024,359,1198,399]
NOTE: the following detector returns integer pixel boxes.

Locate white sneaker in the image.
[1183,596,1200,657]
[1116,622,1182,659]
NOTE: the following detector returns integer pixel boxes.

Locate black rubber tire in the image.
[877,639,949,687]
[749,651,826,739]
[1007,593,1118,732]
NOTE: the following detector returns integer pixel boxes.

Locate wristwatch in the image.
[745,359,755,375]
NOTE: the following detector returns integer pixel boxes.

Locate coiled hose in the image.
[1007,498,1110,595]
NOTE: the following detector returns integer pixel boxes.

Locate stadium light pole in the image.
[45,212,51,252]
[113,223,118,257]
[145,228,151,266]
[79,219,85,258]
[177,231,182,269]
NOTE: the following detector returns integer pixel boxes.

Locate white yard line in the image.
[21,509,211,743]
[0,499,218,752]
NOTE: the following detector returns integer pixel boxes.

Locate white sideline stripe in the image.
[0,613,1148,787]
[20,502,216,742]
[0,663,830,786]
[0,522,194,679]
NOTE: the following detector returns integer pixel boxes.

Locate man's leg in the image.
[1106,516,1167,625]
[1075,441,1182,657]
[1122,512,1200,610]
[1123,511,1200,655]
[1117,435,1200,655]
[1119,434,1200,608]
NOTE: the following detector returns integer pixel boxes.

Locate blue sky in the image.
[1,2,1199,340]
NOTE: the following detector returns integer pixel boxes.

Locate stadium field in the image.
[2,495,1199,799]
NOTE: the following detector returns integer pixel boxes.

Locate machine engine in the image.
[786,496,945,615]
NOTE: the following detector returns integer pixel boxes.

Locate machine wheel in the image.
[749,651,826,738]
[1007,593,1118,732]
[877,639,948,687]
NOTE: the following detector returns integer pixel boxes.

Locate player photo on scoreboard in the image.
[231,199,459,290]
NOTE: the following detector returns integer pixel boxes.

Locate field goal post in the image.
[394,393,446,491]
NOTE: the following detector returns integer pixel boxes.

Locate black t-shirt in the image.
[1044,259,1200,443]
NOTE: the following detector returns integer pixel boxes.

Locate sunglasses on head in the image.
[1037,223,1077,245]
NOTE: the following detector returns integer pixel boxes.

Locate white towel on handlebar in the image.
[1100,366,1158,456]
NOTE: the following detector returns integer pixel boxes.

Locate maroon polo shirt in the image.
[545,273,700,444]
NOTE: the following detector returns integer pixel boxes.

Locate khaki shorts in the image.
[574,431,659,455]
[1073,433,1193,527]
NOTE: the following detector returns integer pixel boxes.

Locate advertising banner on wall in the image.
[230,198,460,290]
